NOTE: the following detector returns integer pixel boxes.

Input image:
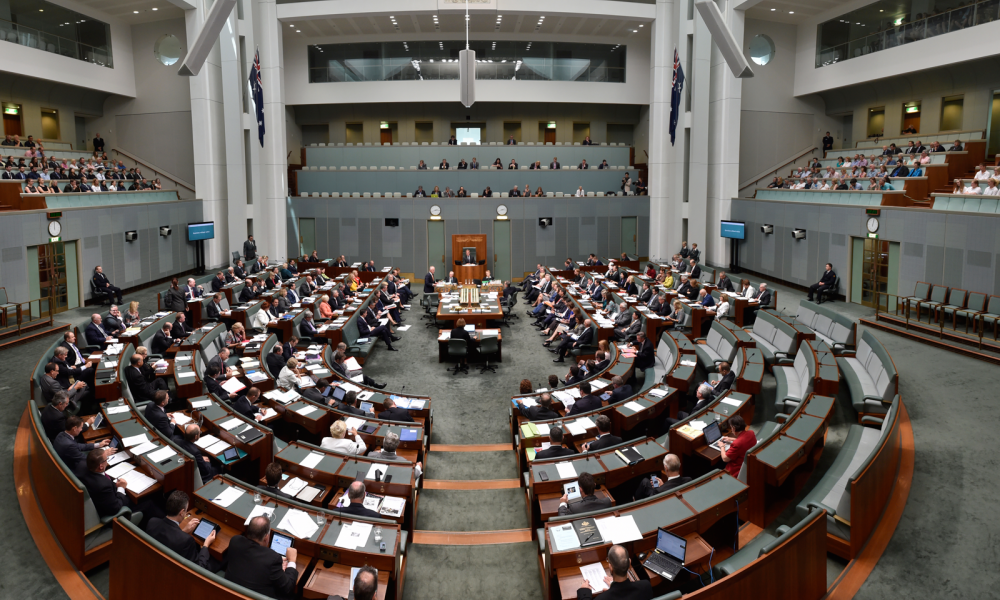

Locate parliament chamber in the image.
[4,0,999,598]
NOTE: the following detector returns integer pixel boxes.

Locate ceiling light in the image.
[133,10,139,13]
[788,11,794,14]
[289,24,295,27]
[880,9,884,11]
[152,7,158,10]
[771,8,776,10]
[639,24,644,27]
[39,8,43,11]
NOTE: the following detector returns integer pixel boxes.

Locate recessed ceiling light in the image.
[133,10,139,13]
[289,24,294,27]
[639,24,643,27]
[771,8,776,10]
[880,9,884,11]
[788,11,794,14]
[296,30,301,33]
[152,7,158,10]
[39,8,43,11]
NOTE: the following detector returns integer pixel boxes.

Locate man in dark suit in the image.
[506,135,517,145]
[716,271,735,292]
[535,426,575,459]
[590,351,611,374]
[449,318,472,373]
[239,279,259,303]
[508,186,521,197]
[469,158,480,169]
[232,387,264,421]
[92,265,123,304]
[632,331,655,371]
[150,323,176,356]
[554,319,593,363]
[578,545,653,600]
[55,415,110,476]
[144,391,176,438]
[80,449,162,524]
[557,472,612,516]
[266,344,287,376]
[234,260,247,279]
[564,365,583,387]
[171,313,193,338]
[423,266,437,293]
[744,283,772,324]
[183,278,203,301]
[439,158,450,169]
[225,515,299,599]
[808,263,837,303]
[206,293,224,321]
[147,491,216,569]
[211,271,227,292]
[550,157,561,169]
[41,391,87,439]
[444,271,459,284]
[358,313,397,351]
[104,305,127,336]
[174,423,219,481]
[633,454,691,500]
[377,397,414,422]
[335,481,382,519]
[52,346,93,389]
[890,163,909,178]
[662,385,716,431]
[614,311,642,343]
[688,259,702,281]
[582,415,623,452]
[281,337,297,361]
[258,462,295,500]
[567,382,602,416]
[711,362,735,397]
[126,353,160,404]
[607,376,633,403]
[333,391,370,416]
[515,393,560,421]
[85,313,112,346]
[243,235,257,261]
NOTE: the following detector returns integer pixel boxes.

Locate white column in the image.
[687,8,712,257]
[221,9,249,257]
[255,0,288,263]
[648,0,676,262]
[186,0,229,269]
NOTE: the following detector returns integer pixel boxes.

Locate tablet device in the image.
[193,518,219,541]
[359,423,378,434]
[110,436,121,449]
[91,413,104,430]
[321,386,333,397]
[359,402,374,413]
[223,447,240,461]
[331,387,346,402]
[270,532,294,556]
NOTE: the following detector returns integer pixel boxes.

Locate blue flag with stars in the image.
[669,47,684,146]
[249,47,265,147]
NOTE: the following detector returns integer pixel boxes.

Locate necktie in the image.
[71,344,84,364]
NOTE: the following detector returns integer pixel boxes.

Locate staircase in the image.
[110,148,197,200]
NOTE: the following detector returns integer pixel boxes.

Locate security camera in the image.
[159,226,172,237]
[538,218,552,228]
[791,229,806,240]
[761,224,774,234]
[125,231,138,242]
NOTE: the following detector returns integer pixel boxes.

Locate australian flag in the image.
[249,47,265,147]
[669,47,684,146]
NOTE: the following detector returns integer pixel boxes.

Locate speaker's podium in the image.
[452,234,487,283]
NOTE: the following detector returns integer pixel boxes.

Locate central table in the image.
[435,294,503,327]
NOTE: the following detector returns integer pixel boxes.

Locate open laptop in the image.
[643,528,687,581]
[703,420,725,452]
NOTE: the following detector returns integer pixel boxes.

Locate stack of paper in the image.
[131,441,159,456]
[277,508,320,539]
[344,417,366,431]
[212,486,245,507]
[299,452,324,469]
[244,505,275,525]
[172,413,193,425]
[106,462,136,479]
[283,477,309,497]
[122,433,150,448]
[119,469,157,493]
[334,522,373,549]
[296,405,317,416]
[147,446,177,463]
[594,515,643,544]
[106,405,131,415]
[648,388,669,398]
[579,563,609,593]
[206,439,232,454]
[380,496,406,517]
[194,434,221,449]
[564,420,586,436]
[624,401,645,412]
[555,462,578,479]
[550,523,581,551]
[220,418,243,431]
[191,399,213,408]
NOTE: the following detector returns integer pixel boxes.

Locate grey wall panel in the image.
[339,216,359,256]
[637,216,650,257]
[943,248,964,289]
[609,216,621,259]
[401,216,415,274]
[555,217,569,263]
[512,216,526,278]
[597,217,610,261]
[925,246,945,284]
[568,217,580,260]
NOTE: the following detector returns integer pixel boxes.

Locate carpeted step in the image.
[415,488,529,531]
[402,542,542,600]
[425,450,518,480]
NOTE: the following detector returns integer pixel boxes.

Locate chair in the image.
[89,280,113,306]
[477,336,500,373]
[447,338,468,374]
[817,276,839,303]
[0,288,15,328]
[232,251,241,266]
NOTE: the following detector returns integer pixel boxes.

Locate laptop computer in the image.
[330,386,346,403]
[642,528,687,581]
[703,420,725,452]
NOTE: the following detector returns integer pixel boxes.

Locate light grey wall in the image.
[89,18,194,182]
[731,198,1000,299]
[286,196,650,278]
[0,201,203,303]
[739,20,842,184]
[0,72,109,147]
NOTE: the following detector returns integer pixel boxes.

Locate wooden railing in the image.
[738,145,819,196]
[3,297,55,335]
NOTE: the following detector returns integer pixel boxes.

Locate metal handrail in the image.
[110,148,195,193]
[738,145,818,193]
[5,296,55,336]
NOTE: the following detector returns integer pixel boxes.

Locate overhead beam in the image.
[164,0,197,10]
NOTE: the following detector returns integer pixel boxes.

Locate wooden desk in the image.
[435,296,504,327]
[538,487,615,522]
[437,328,503,362]
[304,563,390,600]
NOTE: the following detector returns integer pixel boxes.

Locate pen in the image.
[583,532,595,544]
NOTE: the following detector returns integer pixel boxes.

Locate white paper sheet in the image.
[146,446,177,462]
[550,523,581,551]
[579,563,608,593]
[624,401,645,413]
[366,463,390,480]
[220,417,243,431]
[211,486,245,508]
[277,508,319,539]
[720,397,742,407]
[555,462,577,479]
[121,433,149,447]
[243,505,275,525]
[130,441,159,456]
[194,434,220,449]
[299,452,324,469]
[295,405,317,416]
[191,399,213,408]
[205,440,232,454]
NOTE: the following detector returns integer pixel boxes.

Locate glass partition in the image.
[816,0,999,67]
[308,41,625,83]
[0,0,113,67]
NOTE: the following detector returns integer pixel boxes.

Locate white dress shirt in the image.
[320,435,367,455]
[974,170,992,181]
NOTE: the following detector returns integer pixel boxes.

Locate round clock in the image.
[430,205,441,216]
[497,204,508,216]
[866,217,879,233]
[47,220,62,237]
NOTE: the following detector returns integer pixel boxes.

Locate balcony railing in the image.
[0,18,113,68]
[309,61,625,83]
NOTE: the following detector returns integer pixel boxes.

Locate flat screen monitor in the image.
[720,220,745,240]
[187,222,215,241]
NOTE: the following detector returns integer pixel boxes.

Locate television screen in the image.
[720,220,745,240]
[187,222,215,241]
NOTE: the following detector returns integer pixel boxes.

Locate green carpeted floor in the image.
[415,488,529,532]
[425,451,519,480]
[402,542,543,600]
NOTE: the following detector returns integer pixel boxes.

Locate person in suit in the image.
[698,288,715,309]
[578,545,653,600]
[59,330,91,369]
[321,420,367,454]
[581,415,622,452]
[439,158,450,169]
[238,279,257,303]
[631,331,654,371]
[578,158,589,169]
[144,390,177,438]
[744,283,772,323]
[614,310,642,343]
[443,270,459,284]
[554,319,593,363]
[515,393,560,421]
[174,423,219,481]
[557,472,612,516]
[126,353,161,404]
[368,432,424,477]
[256,462,295,500]
[563,365,583,387]
[232,387,265,421]
[332,390,370,416]
[688,259,702,280]
[470,157,480,169]
[508,186,521,197]
[183,277,204,301]
[282,337,298,361]
[80,449,162,525]
[224,515,299,600]
[104,305,127,336]
[634,454,691,500]
[205,293,224,321]
[550,157,561,169]
[506,135,517,145]
[590,350,611,374]
[357,314,397,351]
[567,382,602,416]
[147,491,217,569]
[423,266,437,293]
[41,391,87,439]
[808,263,837,303]
[456,159,468,170]
[52,346,93,389]
[335,481,382,519]
[233,260,247,280]
[266,344,287,377]
[328,567,379,600]
[149,323,176,356]
[243,235,257,261]
[449,318,472,373]
[716,271,735,293]
[711,362,735,397]
[55,415,110,476]
[171,313,193,338]
[535,426,575,459]
[85,313,113,346]
[607,376,633,403]
[377,397,414,422]
[663,384,716,430]
[92,265,123,304]
[211,271,227,293]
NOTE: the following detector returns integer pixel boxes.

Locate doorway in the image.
[380,129,393,145]
[852,237,889,308]
[41,109,60,140]
[620,217,637,257]
[3,104,23,136]
[75,116,87,151]
[298,218,316,258]
[841,114,853,150]
[346,123,364,144]
[427,220,446,276]
[29,241,77,314]
[493,219,511,282]
[866,107,885,138]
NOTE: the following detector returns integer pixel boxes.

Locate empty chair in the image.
[587,192,595,197]
[596,191,605,197]
[570,165,577,170]
[393,192,402,198]
[546,192,554,197]
[349,166,358,171]
[979,197,999,213]
[410,166,417,170]
[963,197,981,212]
[542,166,549,170]
[359,166,368,171]
[555,141,563,145]
[501,192,508,198]
[470,193,479,198]
[527,141,535,146]
[364,142,372,146]
[337,142,345,146]
[388,166,396,170]
[330,192,340,198]
[379,166,388,171]
[352,192,361,198]
[406,193,413,197]
[362,192,372,197]
[319,166,328,171]
[371,166,378,171]
[422,142,429,145]
[431,141,439,145]
[520,165,528,170]
[320,192,330,197]
[555,192,564,197]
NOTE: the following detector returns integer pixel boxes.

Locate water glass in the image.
[253,491,262,505]
[374,526,383,543]
[316,513,327,528]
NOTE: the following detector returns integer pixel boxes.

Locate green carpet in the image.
[426,450,518,480]
[416,488,529,532]
[402,542,543,600]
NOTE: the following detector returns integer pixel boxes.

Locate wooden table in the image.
[538,487,614,522]
[304,563,390,600]
[437,328,503,363]
[435,294,504,327]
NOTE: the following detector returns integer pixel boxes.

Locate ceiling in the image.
[69,0,185,25]
[284,13,651,40]
[744,0,846,24]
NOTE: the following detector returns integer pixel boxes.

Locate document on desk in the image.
[119,470,157,494]
[366,463,390,480]
[122,433,149,448]
[277,508,319,539]
[358,391,374,401]
[299,452,324,469]
[106,405,131,415]
[690,420,708,431]
[564,420,586,436]
[340,382,362,394]
[550,523,581,551]
[211,485,245,508]
[344,417,366,431]
[335,522,373,550]
[191,399,213,408]
[595,515,643,544]
[536,423,551,435]
[146,446,177,463]
[107,451,132,466]
[574,417,596,430]
[220,417,243,431]
[552,391,574,405]
[624,401,645,413]
[720,397,743,407]
[282,477,309,498]
[177,371,196,379]
[260,408,278,420]
[206,440,232,455]
[295,405,317,417]
[131,441,159,456]
[680,360,698,367]
[648,388,668,398]
[244,505,275,526]
[172,413,193,426]
[106,462,136,479]
[555,462,578,479]
[590,379,609,390]
[579,563,609,593]
[194,434,221,449]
